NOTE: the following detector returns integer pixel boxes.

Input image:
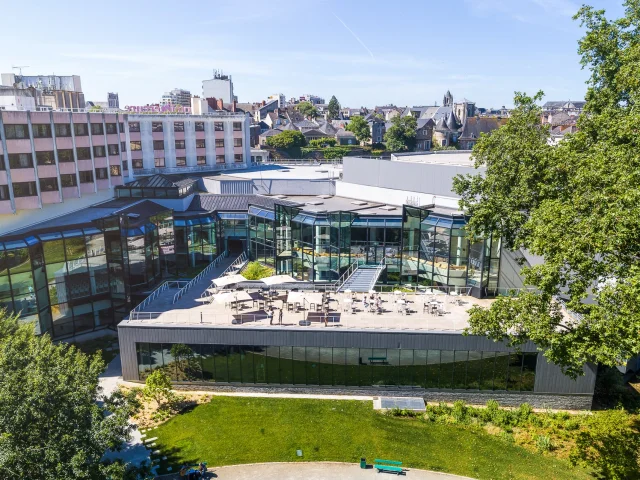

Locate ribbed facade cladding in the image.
[117,324,597,401]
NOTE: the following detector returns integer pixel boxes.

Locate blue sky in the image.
[0,0,624,108]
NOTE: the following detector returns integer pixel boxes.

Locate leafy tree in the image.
[327,95,341,120]
[296,101,318,119]
[453,3,640,378]
[384,115,417,151]
[0,312,141,479]
[308,138,337,148]
[143,369,173,409]
[243,261,275,280]
[345,115,371,144]
[569,409,640,479]
[265,130,306,149]
[89,105,103,112]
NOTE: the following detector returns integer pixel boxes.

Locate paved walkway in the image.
[99,354,151,468]
[157,462,476,479]
[140,255,240,313]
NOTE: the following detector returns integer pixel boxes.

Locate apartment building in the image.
[0,110,129,217]
[127,113,251,175]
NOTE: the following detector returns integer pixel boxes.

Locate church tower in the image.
[443,90,453,107]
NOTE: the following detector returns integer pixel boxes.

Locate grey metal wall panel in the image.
[534,355,596,395]
[342,157,480,198]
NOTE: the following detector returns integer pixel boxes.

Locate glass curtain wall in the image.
[248,206,275,267]
[350,218,402,283]
[136,342,538,392]
[174,216,216,273]
[401,206,501,295]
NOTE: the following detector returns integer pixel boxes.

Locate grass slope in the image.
[152,397,589,480]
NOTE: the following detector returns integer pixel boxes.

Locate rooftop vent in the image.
[379,205,397,211]
[305,201,323,206]
[351,200,367,206]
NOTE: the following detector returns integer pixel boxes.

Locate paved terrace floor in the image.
[127,287,494,333]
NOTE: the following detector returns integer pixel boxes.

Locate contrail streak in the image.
[332,13,375,58]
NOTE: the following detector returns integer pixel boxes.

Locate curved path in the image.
[179,462,476,480]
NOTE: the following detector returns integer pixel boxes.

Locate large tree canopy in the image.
[384,115,417,151]
[345,115,371,144]
[453,1,640,378]
[327,95,340,120]
[0,313,143,479]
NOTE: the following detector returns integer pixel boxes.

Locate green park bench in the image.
[374,458,403,474]
[368,357,388,364]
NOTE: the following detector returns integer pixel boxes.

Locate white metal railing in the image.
[130,280,190,316]
[132,163,248,176]
[220,251,247,277]
[334,259,368,292]
[172,251,229,304]
[368,259,387,291]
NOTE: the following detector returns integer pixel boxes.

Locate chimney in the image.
[261,100,266,106]
[232,100,237,112]
[206,97,218,110]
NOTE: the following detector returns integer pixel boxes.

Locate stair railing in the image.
[172,250,228,304]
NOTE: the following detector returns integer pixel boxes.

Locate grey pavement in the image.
[159,462,476,480]
[99,354,151,469]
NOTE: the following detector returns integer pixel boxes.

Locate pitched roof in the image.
[446,111,459,131]
[435,117,449,131]
[259,128,282,137]
[458,117,507,140]
[417,118,436,129]
[125,174,198,189]
[294,119,319,129]
[318,121,338,135]
[302,128,331,138]
[280,122,298,131]
[187,194,301,212]
[336,128,356,138]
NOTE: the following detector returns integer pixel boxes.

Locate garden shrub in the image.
[536,435,553,452]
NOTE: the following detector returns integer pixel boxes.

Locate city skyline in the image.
[0,0,623,108]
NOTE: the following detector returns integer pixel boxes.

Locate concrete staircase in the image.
[137,254,239,313]
[338,265,385,293]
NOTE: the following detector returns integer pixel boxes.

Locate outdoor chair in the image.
[258,300,266,310]
[310,303,316,311]
[287,302,294,311]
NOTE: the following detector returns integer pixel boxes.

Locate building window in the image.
[110,165,121,176]
[176,157,187,166]
[54,124,72,137]
[174,122,184,132]
[133,159,143,169]
[214,122,224,131]
[106,123,118,134]
[76,147,91,160]
[8,153,33,169]
[197,156,206,165]
[108,144,119,155]
[119,122,124,132]
[234,154,243,163]
[57,149,74,162]
[36,151,55,165]
[32,124,52,138]
[175,140,185,149]
[74,123,89,136]
[95,168,108,180]
[195,122,205,131]
[216,155,225,164]
[39,177,58,191]
[4,124,29,139]
[60,174,77,187]
[12,181,37,197]
[91,123,104,135]
[122,160,128,171]
[155,158,165,168]
[93,145,106,158]
[196,139,206,148]
[129,122,140,132]
[152,122,163,132]
[0,185,9,200]
[215,139,224,148]
[234,138,242,147]
[130,141,142,151]
[233,122,242,131]
[153,140,164,150]
[79,170,93,183]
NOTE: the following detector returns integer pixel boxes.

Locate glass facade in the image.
[136,342,537,391]
[174,216,217,272]
[401,206,501,295]
[248,205,275,267]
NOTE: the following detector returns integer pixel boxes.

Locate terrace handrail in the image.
[334,260,364,292]
[130,280,190,316]
[220,251,247,277]
[172,250,229,304]
[368,258,387,291]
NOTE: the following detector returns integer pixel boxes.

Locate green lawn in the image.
[152,397,590,480]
